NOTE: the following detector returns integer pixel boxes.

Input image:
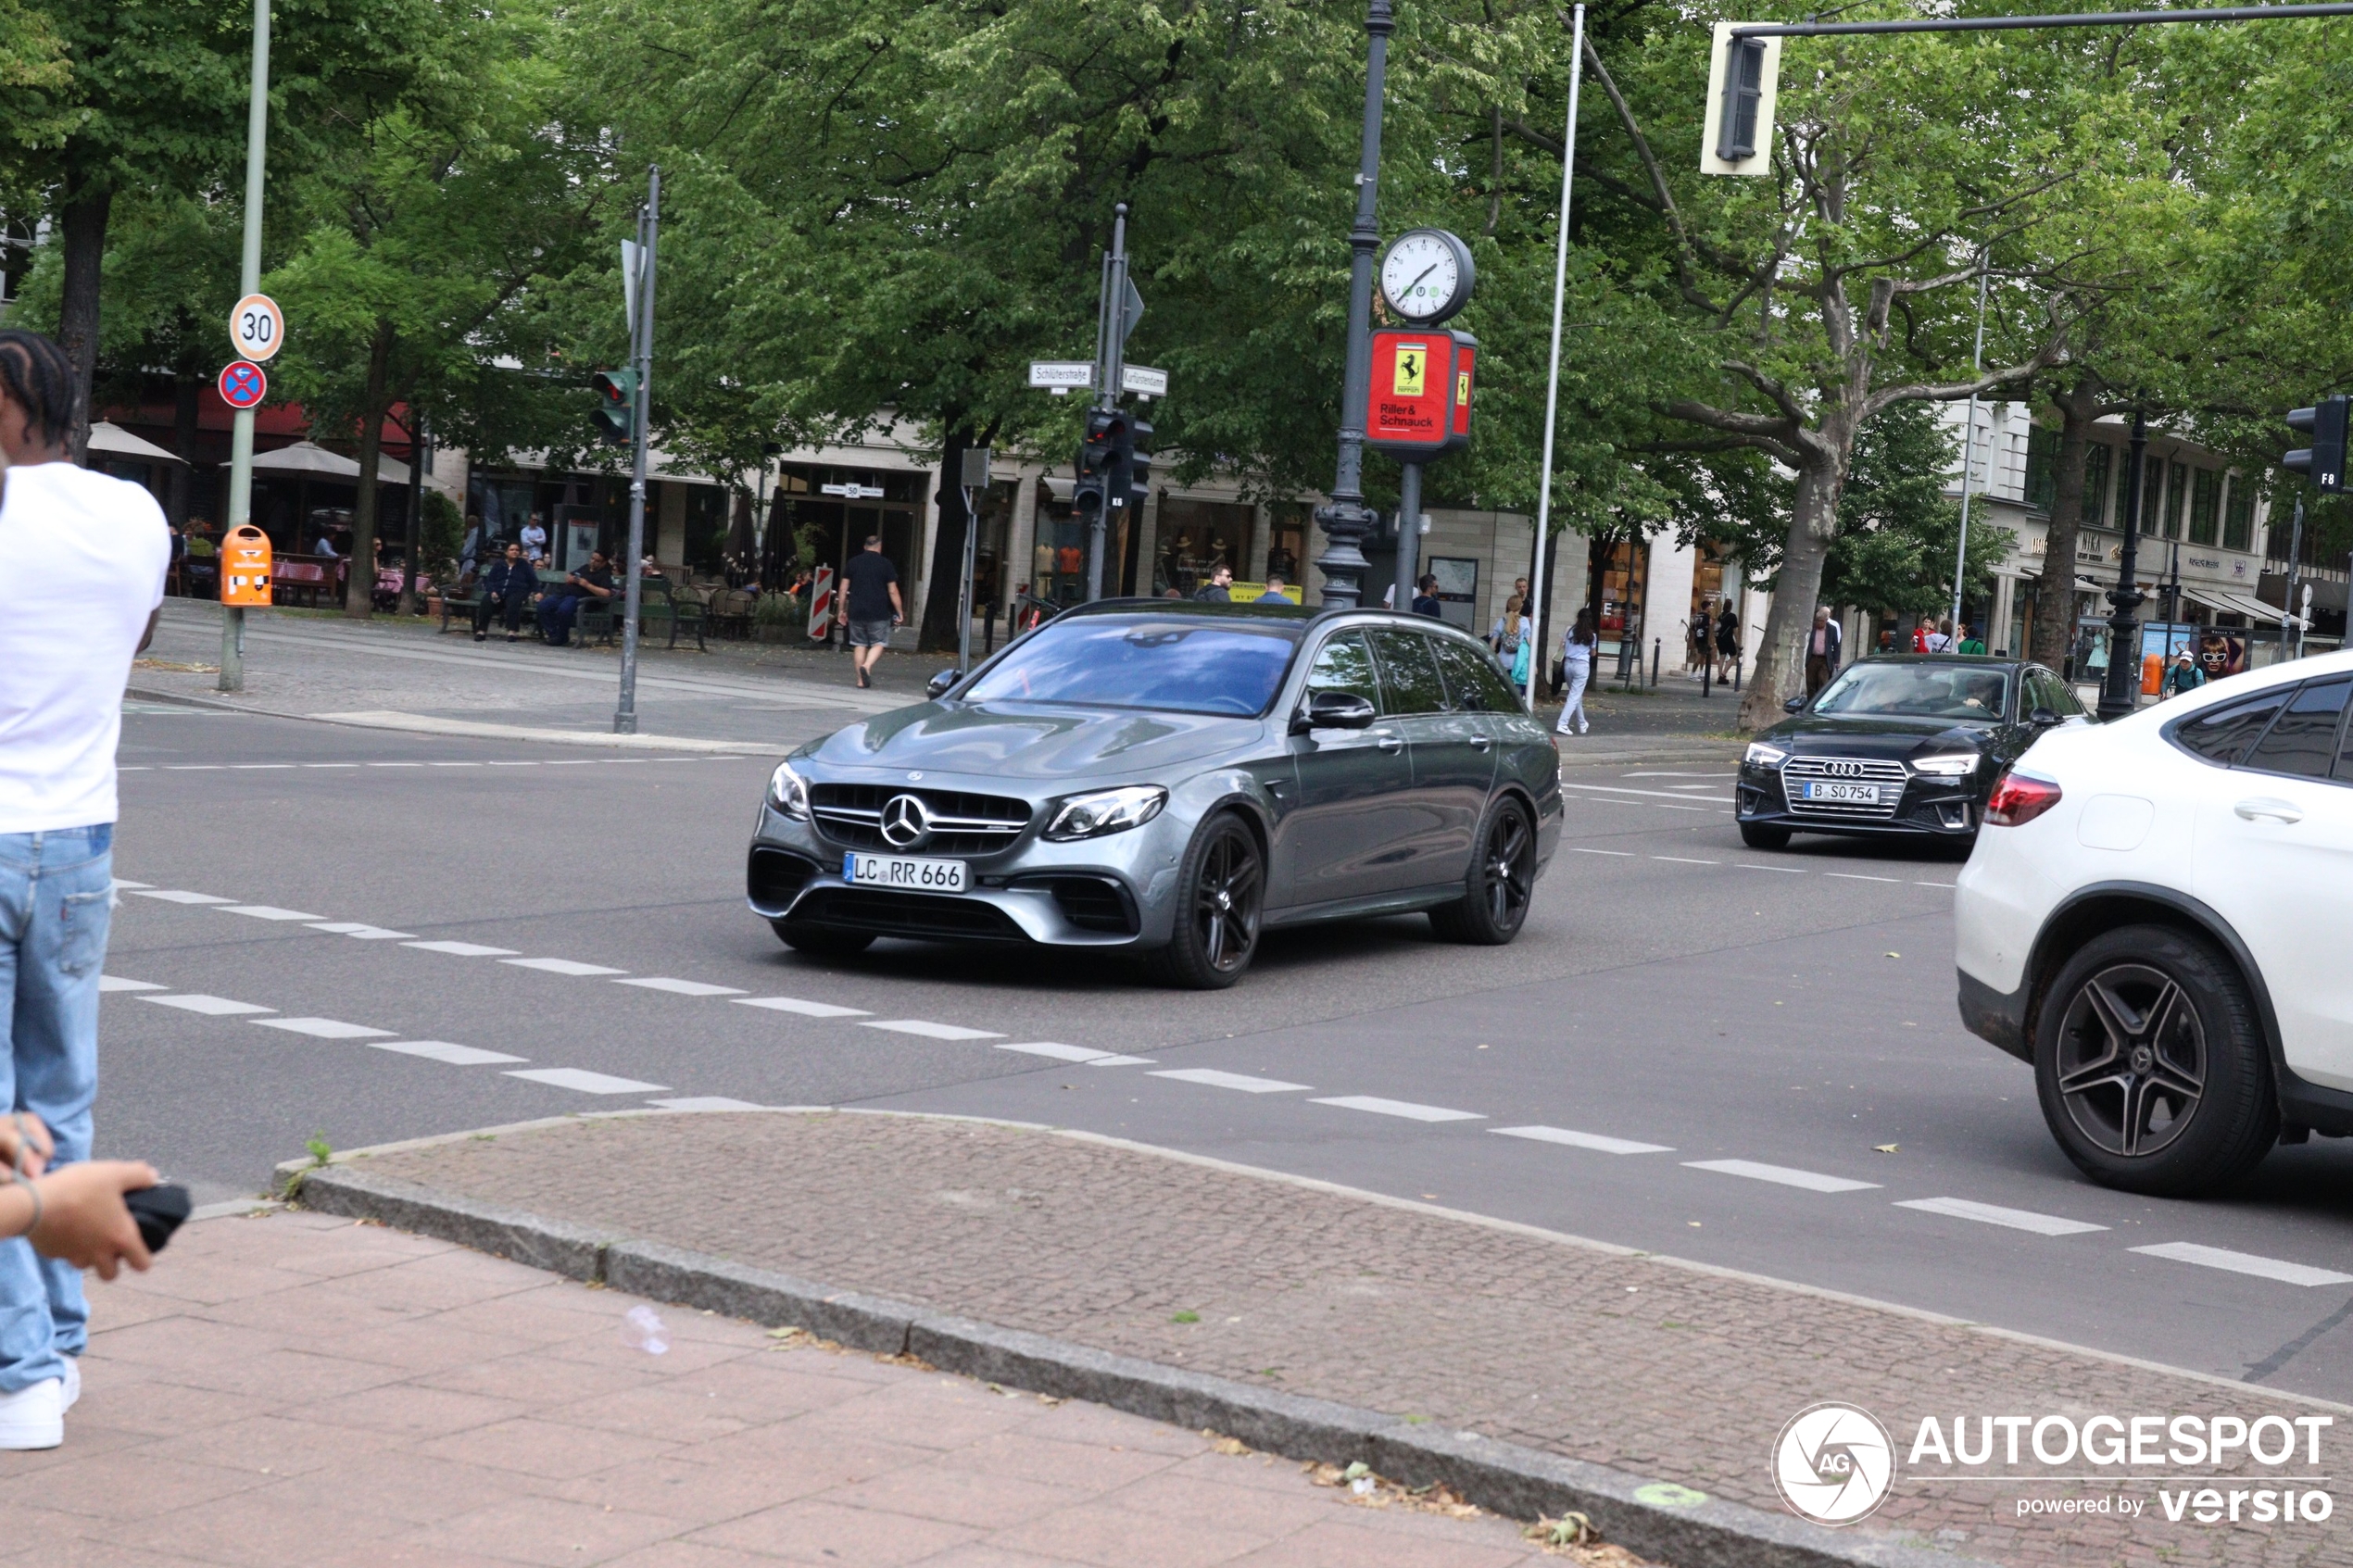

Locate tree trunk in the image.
[57,176,113,465]
[2029,375,2101,668]
[346,320,396,620]
[1737,456,1846,731]
[917,426,975,656]
[168,370,201,528]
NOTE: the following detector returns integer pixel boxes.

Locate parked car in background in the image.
[1955,649,2353,1194]
[1736,656,2092,850]
[746,599,1562,988]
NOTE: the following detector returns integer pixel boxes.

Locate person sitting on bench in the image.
[473,542,537,642]
[539,550,614,647]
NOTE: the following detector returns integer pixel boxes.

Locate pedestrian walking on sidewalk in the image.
[1556,608,1595,736]
[1192,563,1233,603]
[1714,604,1741,683]
[0,329,175,1450]
[473,542,537,642]
[1257,574,1293,605]
[843,534,903,689]
[1410,573,1442,618]
[1805,607,1843,696]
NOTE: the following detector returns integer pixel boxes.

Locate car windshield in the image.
[964,617,1302,717]
[1812,661,2009,721]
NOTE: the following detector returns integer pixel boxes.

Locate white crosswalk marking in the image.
[133,890,233,905]
[370,1041,526,1066]
[402,941,521,958]
[219,905,326,922]
[860,1020,1004,1041]
[251,1018,395,1040]
[2130,1242,2353,1287]
[98,977,165,994]
[1894,1197,2107,1236]
[1150,1068,1311,1093]
[503,958,629,977]
[1684,1159,1880,1194]
[505,1067,671,1095]
[1310,1095,1484,1123]
[997,1041,1153,1066]
[614,978,746,997]
[308,923,416,939]
[734,997,871,1019]
[1491,1125,1673,1155]
[140,994,274,1016]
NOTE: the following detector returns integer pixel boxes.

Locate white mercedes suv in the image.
[1956,648,2353,1196]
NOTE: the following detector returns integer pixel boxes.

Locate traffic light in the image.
[2285,396,2347,494]
[591,370,637,445]
[1073,407,1122,516]
[1701,23,1779,177]
[1115,415,1152,511]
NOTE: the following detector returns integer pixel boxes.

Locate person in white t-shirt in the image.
[0,331,172,1452]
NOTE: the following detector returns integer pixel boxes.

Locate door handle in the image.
[1470,735,1494,752]
[2234,797,2304,824]
[1374,731,1403,753]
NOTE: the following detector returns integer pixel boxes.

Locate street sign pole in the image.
[221,0,271,693]
[615,168,658,735]
[1529,1,1585,690]
[1087,204,1134,604]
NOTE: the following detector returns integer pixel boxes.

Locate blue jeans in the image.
[0,824,111,1393]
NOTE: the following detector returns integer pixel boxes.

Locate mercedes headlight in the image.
[1911,752,1980,777]
[1043,785,1167,841]
[1743,742,1788,768]
[766,761,812,821]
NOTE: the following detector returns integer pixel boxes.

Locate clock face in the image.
[1380,230,1468,322]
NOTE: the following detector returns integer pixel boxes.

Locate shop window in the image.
[2223,475,2254,552]
[2082,442,2111,527]
[2024,423,2057,512]
[1155,498,1252,597]
[2188,469,2220,546]
[2138,455,2166,534]
[2168,460,2190,540]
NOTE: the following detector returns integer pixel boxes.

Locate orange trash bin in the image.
[220,525,272,608]
[2141,651,2165,696]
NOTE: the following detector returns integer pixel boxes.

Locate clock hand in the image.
[1406,262,1438,292]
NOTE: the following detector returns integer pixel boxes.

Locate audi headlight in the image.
[766,761,812,821]
[1043,785,1166,841]
[1743,742,1788,768]
[1911,752,1980,777]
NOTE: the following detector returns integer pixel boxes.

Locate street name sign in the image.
[820,483,886,499]
[1029,361,1094,395]
[1121,365,1168,398]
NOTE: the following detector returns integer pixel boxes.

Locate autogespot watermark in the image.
[1773,1404,2335,1528]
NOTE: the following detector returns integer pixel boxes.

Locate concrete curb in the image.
[291,1161,1987,1568]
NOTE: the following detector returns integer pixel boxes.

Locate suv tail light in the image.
[1984,770,2062,827]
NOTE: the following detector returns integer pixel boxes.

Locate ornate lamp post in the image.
[2096,411,2149,721]
[1312,0,1395,608]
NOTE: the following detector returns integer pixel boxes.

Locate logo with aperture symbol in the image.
[1774,1402,1894,1526]
[880,794,931,848]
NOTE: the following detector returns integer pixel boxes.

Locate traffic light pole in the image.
[2096,412,2148,722]
[1311,0,1394,609]
[615,168,658,735]
[1087,205,1132,603]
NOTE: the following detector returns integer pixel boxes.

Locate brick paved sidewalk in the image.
[331,1111,2353,1568]
[1,1206,1611,1567]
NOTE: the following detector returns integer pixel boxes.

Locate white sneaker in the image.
[0,1378,64,1450]
[59,1356,79,1411]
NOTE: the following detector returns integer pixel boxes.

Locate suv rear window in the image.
[2171,689,2291,766]
[2241,677,2353,779]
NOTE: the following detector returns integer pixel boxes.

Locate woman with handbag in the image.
[1556,608,1597,736]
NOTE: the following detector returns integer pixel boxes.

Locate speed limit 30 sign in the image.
[230,294,284,362]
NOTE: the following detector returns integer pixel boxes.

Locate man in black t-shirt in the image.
[842,534,903,688]
[539,550,615,646]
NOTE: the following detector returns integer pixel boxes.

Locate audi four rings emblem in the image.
[880,794,932,848]
[1825,759,1865,777]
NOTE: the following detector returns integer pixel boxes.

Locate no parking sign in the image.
[218,359,267,409]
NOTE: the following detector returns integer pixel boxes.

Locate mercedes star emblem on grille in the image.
[879,794,932,848]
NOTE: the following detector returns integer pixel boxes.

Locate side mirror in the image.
[2030,707,2061,727]
[1294,690,1378,734]
[1783,696,1806,713]
[925,669,963,700]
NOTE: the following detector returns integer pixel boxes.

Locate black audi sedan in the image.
[1733,655,2094,849]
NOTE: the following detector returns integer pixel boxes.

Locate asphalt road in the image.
[99,700,2353,1404]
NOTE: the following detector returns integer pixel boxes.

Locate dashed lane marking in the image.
[218,905,326,922]
[1826,872,1902,884]
[1895,1197,2108,1236]
[1310,1095,1484,1123]
[110,880,151,890]
[1491,1125,1673,1155]
[503,958,630,977]
[614,977,746,997]
[308,922,416,939]
[1569,847,1633,857]
[648,1096,764,1110]
[1151,1068,1312,1093]
[251,1017,396,1040]
[370,1040,527,1066]
[231,764,296,771]
[2130,1242,2353,1287]
[140,994,273,1016]
[1738,863,1806,874]
[1684,1158,1881,1194]
[734,997,871,1019]
[504,1067,672,1095]
[132,890,233,905]
[99,977,165,994]
[860,1020,1005,1041]
[403,940,521,958]
[998,1041,1155,1066]
[1651,856,1718,866]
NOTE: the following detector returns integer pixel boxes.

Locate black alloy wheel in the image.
[1431,796,1536,945]
[1149,814,1264,989]
[2033,925,2276,1196]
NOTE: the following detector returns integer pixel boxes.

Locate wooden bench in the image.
[573,579,704,650]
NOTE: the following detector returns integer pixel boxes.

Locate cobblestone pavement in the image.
[351,1111,2353,1568]
[5,1207,1599,1567]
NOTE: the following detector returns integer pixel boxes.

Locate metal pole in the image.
[1310,0,1394,608]
[2282,493,2306,665]
[958,483,976,671]
[1529,2,1586,694]
[220,0,270,693]
[1733,3,2353,40]
[1087,205,1129,604]
[615,168,658,734]
[1394,462,1421,611]
[2097,412,2148,721]
[1947,253,1989,638]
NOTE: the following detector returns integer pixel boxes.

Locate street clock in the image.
[1378,229,1475,325]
